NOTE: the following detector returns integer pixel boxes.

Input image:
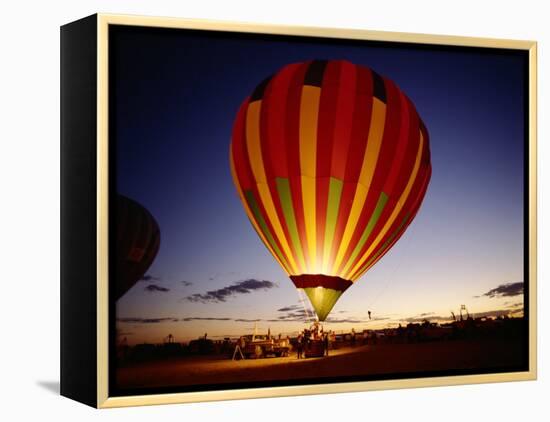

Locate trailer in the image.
[303,339,326,358]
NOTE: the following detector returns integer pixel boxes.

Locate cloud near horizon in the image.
[140,274,161,282]
[481,282,523,298]
[277,308,309,321]
[181,317,231,322]
[117,305,524,329]
[325,317,370,324]
[275,305,382,324]
[277,304,302,312]
[118,317,178,324]
[403,314,452,324]
[185,279,277,303]
[145,284,170,293]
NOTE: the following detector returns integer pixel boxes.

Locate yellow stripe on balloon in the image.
[346,132,425,280]
[245,101,299,274]
[299,86,321,273]
[245,102,268,183]
[331,98,387,278]
[301,176,317,272]
[229,149,290,274]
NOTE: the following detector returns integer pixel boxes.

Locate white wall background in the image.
[0,0,546,420]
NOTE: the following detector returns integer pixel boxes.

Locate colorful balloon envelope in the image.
[115,195,161,301]
[230,60,431,321]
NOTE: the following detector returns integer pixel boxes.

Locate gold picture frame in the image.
[60,13,537,408]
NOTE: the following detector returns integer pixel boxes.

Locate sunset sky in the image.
[112,26,526,344]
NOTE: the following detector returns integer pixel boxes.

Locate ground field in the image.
[116,338,526,390]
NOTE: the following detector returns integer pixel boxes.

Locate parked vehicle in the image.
[239,334,291,359]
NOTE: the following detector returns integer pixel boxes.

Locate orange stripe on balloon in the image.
[343,89,413,276]
[315,61,341,274]
[328,67,373,274]
[352,164,431,280]
[260,75,306,273]
[229,148,290,274]
[321,62,356,273]
[245,100,299,274]
[332,98,387,276]
[345,130,425,280]
[286,63,312,272]
[299,85,321,272]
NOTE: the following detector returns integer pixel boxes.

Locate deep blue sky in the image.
[112,26,526,342]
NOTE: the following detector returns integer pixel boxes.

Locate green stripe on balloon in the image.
[245,190,291,272]
[323,177,344,268]
[342,192,389,276]
[275,178,307,271]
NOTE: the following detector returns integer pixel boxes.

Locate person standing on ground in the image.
[296,333,303,359]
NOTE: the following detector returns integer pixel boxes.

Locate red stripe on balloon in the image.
[264,63,302,178]
[349,90,418,272]
[329,66,373,268]
[389,95,420,199]
[330,61,357,180]
[360,159,431,278]
[366,79,402,195]
[316,60,341,178]
[315,61,342,261]
[259,75,300,269]
[286,62,311,269]
[353,165,431,279]
[237,99,291,270]
[343,65,373,184]
[382,90,412,195]
[336,76,403,274]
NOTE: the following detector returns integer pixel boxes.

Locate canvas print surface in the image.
[110,26,528,396]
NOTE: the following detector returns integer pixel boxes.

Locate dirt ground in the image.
[116,338,525,390]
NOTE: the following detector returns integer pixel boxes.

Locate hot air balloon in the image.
[115,194,161,300]
[230,60,431,321]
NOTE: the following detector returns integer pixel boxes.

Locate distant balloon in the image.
[115,195,161,300]
[230,60,431,321]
